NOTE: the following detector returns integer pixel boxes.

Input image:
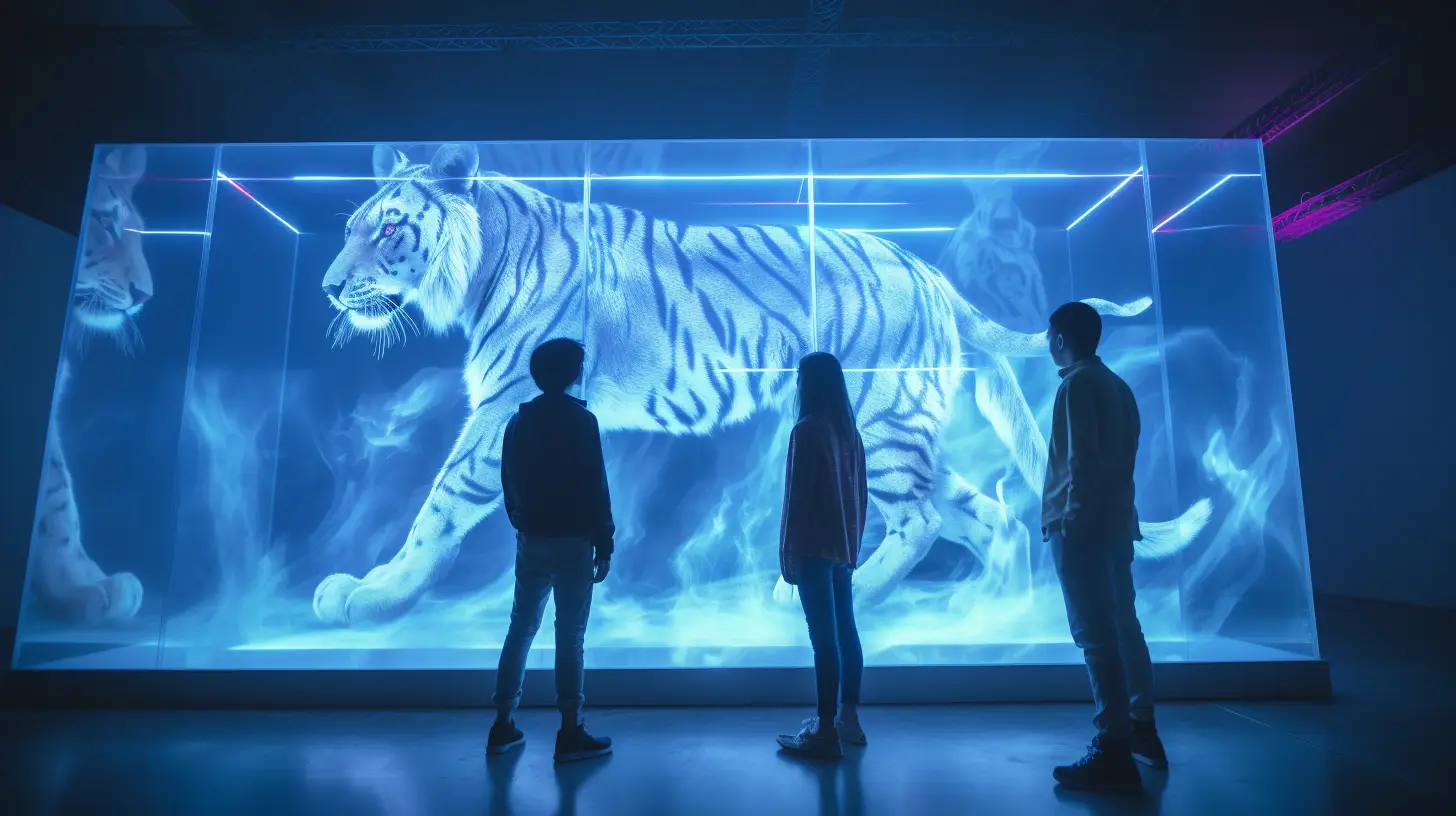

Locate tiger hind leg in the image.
[769,413,948,607]
[934,467,1033,600]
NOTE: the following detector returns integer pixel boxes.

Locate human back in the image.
[503,392,611,544]
[1059,358,1141,541]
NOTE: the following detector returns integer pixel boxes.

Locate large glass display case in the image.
[11,139,1318,671]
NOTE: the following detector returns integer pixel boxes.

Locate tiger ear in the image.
[372,144,409,187]
[430,143,479,196]
[98,146,147,193]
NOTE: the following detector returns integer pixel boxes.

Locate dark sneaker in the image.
[554,724,613,763]
[802,715,866,746]
[1053,735,1142,791]
[1130,719,1168,769]
[777,717,844,760]
[487,720,525,756]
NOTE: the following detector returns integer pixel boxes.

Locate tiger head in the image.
[74,146,152,341]
[322,143,483,345]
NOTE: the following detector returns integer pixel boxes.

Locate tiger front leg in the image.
[32,436,145,624]
[313,404,510,626]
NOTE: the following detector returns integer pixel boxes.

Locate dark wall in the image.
[1278,166,1456,609]
[0,204,74,629]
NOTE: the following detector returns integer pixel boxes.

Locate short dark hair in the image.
[529,338,585,393]
[1049,301,1102,354]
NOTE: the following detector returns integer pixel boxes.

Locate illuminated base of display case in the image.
[6,638,1329,707]
[2,661,1330,708]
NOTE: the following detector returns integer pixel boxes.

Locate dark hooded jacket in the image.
[501,393,615,557]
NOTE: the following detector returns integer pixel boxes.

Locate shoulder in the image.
[1063,363,1110,392]
[1090,361,1133,396]
[571,400,601,425]
[794,415,858,452]
[564,400,602,437]
[792,415,833,441]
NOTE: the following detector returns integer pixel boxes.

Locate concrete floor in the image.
[2,594,1452,815]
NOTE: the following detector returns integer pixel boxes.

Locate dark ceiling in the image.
[4,1,1446,234]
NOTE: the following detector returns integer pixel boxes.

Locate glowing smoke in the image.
[158,149,1308,665]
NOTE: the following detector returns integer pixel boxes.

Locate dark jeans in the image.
[798,557,864,724]
[493,535,595,727]
[1050,530,1156,739]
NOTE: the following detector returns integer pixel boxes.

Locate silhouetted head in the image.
[529,338,585,394]
[1048,301,1102,367]
[796,352,856,433]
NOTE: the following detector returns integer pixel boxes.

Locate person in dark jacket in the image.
[1043,302,1168,791]
[487,338,615,764]
[775,352,869,760]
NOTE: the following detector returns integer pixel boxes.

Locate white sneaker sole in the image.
[487,736,525,756]
[1132,752,1168,770]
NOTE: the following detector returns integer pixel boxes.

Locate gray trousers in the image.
[1050,530,1156,738]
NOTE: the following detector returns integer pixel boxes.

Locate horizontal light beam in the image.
[704,201,910,206]
[1066,167,1143,229]
[839,227,956,233]
[217,172,301,234]
[1150,174,1260,233]
[286,171,1139,184]
[718,366,977,374]
[125,228,210,236]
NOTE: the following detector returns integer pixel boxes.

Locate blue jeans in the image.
[798,557,864,723]
[493,535,595,727]
[1050,531,1156,739]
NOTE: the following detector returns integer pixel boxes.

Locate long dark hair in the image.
[795,352,856,434]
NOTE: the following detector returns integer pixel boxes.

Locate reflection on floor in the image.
[1,594,1451,815]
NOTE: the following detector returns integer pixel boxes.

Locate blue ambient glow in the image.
[13,139,1315,672]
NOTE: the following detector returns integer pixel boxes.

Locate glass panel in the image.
[1144,139,1318,661]
[11,144,216,669]
[1064,155,1191,663]
[583,139,815,667]
[804,139,1193,663]
[13,138,1317,670]
[158,144,302,667]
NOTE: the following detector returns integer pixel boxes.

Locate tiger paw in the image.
[100,572,144,620]
[314,573,363,626]
[71,583,111,625]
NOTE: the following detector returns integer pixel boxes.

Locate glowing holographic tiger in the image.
[30,146,150,624]
[313,143,1211,626]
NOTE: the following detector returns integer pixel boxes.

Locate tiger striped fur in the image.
[29,146,150,624]
[313,143,1211,626]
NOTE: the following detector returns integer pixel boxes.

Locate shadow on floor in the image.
[0,594,1451,814]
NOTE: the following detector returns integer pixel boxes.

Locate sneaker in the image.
[1053,735,1142,791]
[554,723,613,763]
[802,716,866,746]
[1130,719,1168,769]
[487,720,525,756]
[778,717,844,760]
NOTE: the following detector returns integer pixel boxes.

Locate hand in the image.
[592,558,611,584]
[773,577,799,606]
